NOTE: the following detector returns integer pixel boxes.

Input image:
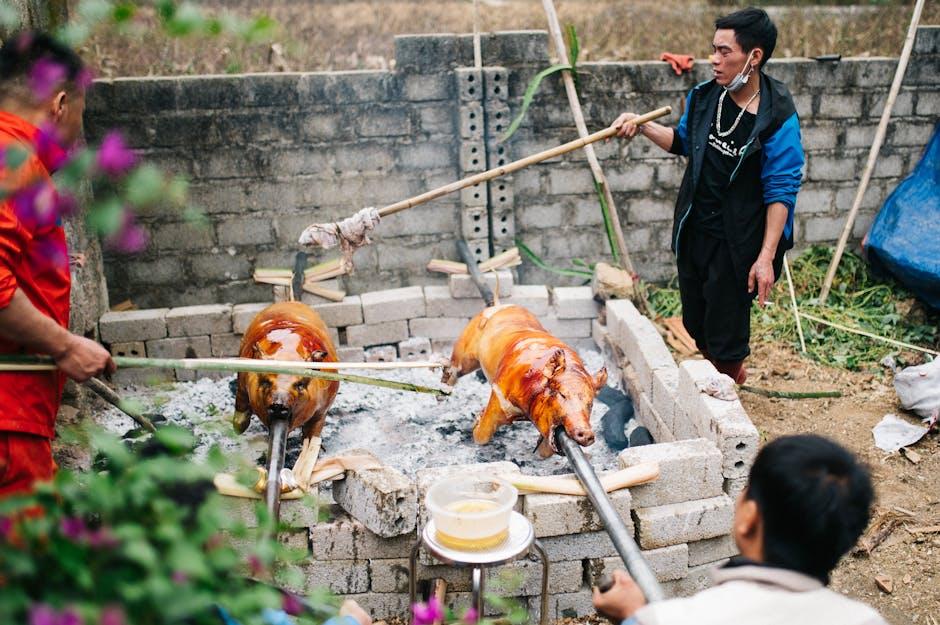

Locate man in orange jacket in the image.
[0,32,114,496]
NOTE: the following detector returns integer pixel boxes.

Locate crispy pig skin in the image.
[235,302,339,438]
[443,304,606,457]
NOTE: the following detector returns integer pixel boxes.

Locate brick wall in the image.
[85,27,940,308]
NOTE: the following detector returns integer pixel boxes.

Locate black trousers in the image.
[676,227,753,362]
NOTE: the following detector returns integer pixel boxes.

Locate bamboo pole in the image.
[376,107,671,219]
[0,355,451,396]
[782,253,806,353]
[540,0,636,278]
[798,312,939,356]
[739,385,842,399]
[818,0,926,304]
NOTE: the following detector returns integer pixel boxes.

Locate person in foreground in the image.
[593,434,887,625]
[0,32,114,496]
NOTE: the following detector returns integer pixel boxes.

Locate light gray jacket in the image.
[632,564,887,625]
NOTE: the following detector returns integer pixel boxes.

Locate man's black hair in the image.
[0,31,85,99]
[745,434,874,584]
[715,7,777,69]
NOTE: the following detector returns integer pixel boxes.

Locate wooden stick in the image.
[818,0,926,304]
[739,385,841,399]
[0,355,451,396]
[84,376,156,432]
[782,253,806,352]
[541,0,635,277]
[377,107,671,219]
[799,311,939,356]
[501,461,659,496]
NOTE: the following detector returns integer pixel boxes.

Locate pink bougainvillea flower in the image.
[59,608,84,625]
[12,182,58,228]
[171,570,188,585]
[76,67,95,91]
[281,593,304,616]
[86,526,120,549]
[0,516,13,540]
[99,606,126,625]
[104,212,148,254]
[96,131,137,177]
[34,123,68,172]
[59,516,87,541]
[247,554,266,577]
[28,604,57,625]
[37,238,69,271]
[462,607,478,624]
[412,598,445,625]
[29,58,67,101]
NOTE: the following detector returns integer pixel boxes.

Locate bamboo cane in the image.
[0,355,451,396]
[782,253,806,353]
[376,107,669,219]
[818,0,926,304]
[798,312,939,356]
[739,385,841,399]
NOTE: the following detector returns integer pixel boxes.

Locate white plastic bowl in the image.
[426,476,518,550]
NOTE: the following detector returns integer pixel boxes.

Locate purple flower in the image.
[95,131,137,177]
[99,606,125,625]
[86,526,120,549]
[247,554,265,577]
[60,516,87,541]
[37,238,69,271]
[35,123,68,172]
[0,516,12,540]
[59,608,84,625]
[462,607,478,624]
[55,192,79,219]
[103,212,148,254]
[171,570,188,585]
[281,593,304,616]
[412,598,444,625]
[12,182,58,228]
[29,58,67,101]
[29,604,57,625]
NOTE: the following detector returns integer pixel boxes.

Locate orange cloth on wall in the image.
[661,52,695,75]
[0,111,70,441]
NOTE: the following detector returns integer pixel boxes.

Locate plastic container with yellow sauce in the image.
[426,476,518,551]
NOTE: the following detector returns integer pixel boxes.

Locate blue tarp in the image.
[865,122,940,310]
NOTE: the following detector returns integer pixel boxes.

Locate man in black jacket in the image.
[612,7,804,383]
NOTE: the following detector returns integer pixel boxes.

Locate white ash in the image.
[93,350,627,476]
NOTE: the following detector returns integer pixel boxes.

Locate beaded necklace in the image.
[716,89,760,138]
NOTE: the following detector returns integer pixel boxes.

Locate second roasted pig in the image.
[443,304,607,457]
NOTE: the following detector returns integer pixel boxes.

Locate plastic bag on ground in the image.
[894,358,940,418]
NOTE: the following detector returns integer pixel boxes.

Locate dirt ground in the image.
[741,341,939,625]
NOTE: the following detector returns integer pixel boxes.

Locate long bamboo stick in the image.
[377,107,671,219]
[0,355,451,396]
[818,0,926,304]
[798,312,939,356]
[782,253,806,352]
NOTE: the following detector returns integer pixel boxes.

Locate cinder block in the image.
[232,303,269,334]
[619,312,675,397]
[341,592,409,620]
[552,286,600,319]
[724,477,748,501]
[333,465,417,537]
[592,319,608,350]
[431,339,454,357]
[218,494,319,530]
[551,589,595,621]
[314,296,364,328]
[99,308,169,343]
[145,335,211,381]
[365,345,398,363]
[461,206,489,240]
[661,562,716,598]
[211,333,243,357]
[111,368,174,388]
[297,558,369,594]
[539,316,591,339]
[398,336,431,361]
[632,495,734,549]
[449,270,513,299]
[537,530,619,562]
[635,391,676,444]
[459,103,484,140]
[508,284,549,315]
[677,360,759,479]
[455,67,483,102]
[459,141,486,172]
[605,299,644,349]
[424,285,487,318]
[587,544,689,583]
[299,280,342,306]
[227,528,309,559]
[650,366,679,434]
[618,439,723,508]
[310,505,415,561]
[524,483,632,538]
[109,341,145,358]
[460,181,487,206]
[409,317,470,340]
[361,287,426,324]
[687,535,739,567]
[166,304,233,337]
[337,346,365,362]
[346,320,410,347]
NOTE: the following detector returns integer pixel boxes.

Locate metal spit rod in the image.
[555,427,665,603]
[265,417,290,524]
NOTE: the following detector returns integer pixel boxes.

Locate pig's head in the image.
[529,348,607,458]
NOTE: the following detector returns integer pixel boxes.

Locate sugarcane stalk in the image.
[739,385,842,399]
[0,355,450,396]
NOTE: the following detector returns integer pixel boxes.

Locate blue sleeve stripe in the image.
[761,111,805,240]
[673,88,695,156]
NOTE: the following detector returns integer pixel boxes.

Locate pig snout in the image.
[568,426,595,447]
[268,393,292,420]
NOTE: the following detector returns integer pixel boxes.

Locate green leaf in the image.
[594,179,620,263]
[166,175,190,207]
[85,196,125,236]
[515,238,592,279]
[55,150,95,191]
[166,2,205,37]
[499,63,571,143]
[4,146,30,171]
[112,2,136,22]
[124,164,165,207]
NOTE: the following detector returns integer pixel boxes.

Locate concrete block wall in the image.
[85,28,939,307]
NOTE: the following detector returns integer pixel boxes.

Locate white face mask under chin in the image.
[724,52,756,93]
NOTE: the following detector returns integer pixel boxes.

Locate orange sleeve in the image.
[0,156,40,309]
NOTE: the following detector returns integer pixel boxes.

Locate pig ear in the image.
[252,344,264,359]
[307,350,328,362]
[593,367,608,391]
[541,348,566,379]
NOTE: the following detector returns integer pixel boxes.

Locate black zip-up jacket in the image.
[669,72,805,289]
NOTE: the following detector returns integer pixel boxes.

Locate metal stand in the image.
[409,512,549,625]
